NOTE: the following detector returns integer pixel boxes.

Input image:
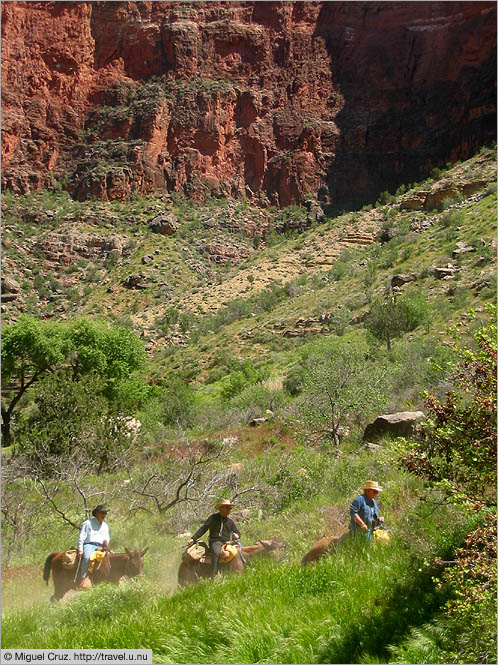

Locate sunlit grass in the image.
[2,520,472,663]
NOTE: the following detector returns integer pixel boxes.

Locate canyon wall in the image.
[1,1,496,208]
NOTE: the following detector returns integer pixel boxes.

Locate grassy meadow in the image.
[1,475,481,664]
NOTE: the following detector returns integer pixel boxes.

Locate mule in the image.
[177,539,285,587]
[43,547,148,601]
[301,532,349,566]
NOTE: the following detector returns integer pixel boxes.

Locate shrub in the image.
[220,358,268,401]
[376,190,395,206]
[283,364,306,396]
[401,308,496,503]
[161,376,197,427]
[440,208,464,227]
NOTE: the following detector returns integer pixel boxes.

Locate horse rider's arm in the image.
[104,520,110,546]
[190,515,213,543]
[353,514,368,531]
[350,497,369,531]
[231,519,241,540]
[77,520,89,554]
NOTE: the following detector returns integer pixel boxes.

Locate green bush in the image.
[440,208,464,227]
[220,358,268,401]
[161,376,197,427]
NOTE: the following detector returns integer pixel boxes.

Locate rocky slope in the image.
[2,1,496,207]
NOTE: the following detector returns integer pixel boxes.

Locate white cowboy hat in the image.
[215,499,235,510]
[362,480,383,492]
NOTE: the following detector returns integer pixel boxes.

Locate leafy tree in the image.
[366,292,430,350]
[1,316,146,445]
[1,317,68,445]
[221,358,268,401]
[14,371,137,477]
[300,338,388,444]
[397,308,497,665]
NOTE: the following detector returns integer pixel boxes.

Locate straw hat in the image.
[362,481,383,492]
[215,499,235,510]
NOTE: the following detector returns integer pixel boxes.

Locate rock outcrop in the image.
[2,2,496,208]
[363,411,426,441]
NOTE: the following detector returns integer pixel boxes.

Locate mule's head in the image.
[259,539,286,552]
[124,547,149,577]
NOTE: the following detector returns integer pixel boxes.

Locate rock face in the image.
[363,411,426,441]
[2,2,496,208]
[33,231,127,265]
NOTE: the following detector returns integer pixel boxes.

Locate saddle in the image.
[183,541,238,565]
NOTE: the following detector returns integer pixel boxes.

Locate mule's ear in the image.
[125,547,130,555]
[140,547,149,558]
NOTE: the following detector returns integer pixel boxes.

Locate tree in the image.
[300,337,388,444]
[366,291,430,351]
[15,371,139,477]
[1,316,146,445]
[1,317,68,445]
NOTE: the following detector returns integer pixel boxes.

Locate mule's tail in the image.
[43,553,57,584]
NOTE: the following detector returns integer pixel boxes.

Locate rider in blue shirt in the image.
[349,481,383,541]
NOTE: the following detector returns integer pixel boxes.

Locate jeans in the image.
[80,543,99,579]
[210,541,223,577]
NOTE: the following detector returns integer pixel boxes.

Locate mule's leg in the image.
[52,570,71,601]
[178,562,197,587]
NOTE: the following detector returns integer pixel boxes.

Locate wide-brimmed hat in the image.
[215,499,235,510]
[362,481,383,492]
[92,504,110,516]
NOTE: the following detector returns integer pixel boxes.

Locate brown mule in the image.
[177,539,285,587]
[43,547,148,601]
[301,532,349,566]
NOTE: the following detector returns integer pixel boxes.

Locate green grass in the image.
[1,537,458,663]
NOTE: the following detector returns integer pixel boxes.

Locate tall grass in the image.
[2,522,470,663]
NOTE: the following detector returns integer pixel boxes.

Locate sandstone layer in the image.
[2,1,496,208]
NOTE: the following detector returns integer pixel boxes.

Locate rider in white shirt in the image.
[77,504,110,584]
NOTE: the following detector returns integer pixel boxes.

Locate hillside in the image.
[2,1,497,660]
[1,147,496,663]
[2,147,496,373]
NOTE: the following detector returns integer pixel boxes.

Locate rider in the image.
[187,499,241,577]
[77,504,110,585]
[349,481,384,542]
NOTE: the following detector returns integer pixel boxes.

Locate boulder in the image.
[249,417,268,427]
[1,276,21,294]
[462,180,488,196]
[150,213,179,236]
[122,274,148,290]
[363,411,425,441]
[391,273,417,288]
[399,191,429,211]
[424,186,460,210]
[434,265,458,279]
[452,241,476,258]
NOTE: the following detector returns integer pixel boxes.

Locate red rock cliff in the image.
[1,1,496,207]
